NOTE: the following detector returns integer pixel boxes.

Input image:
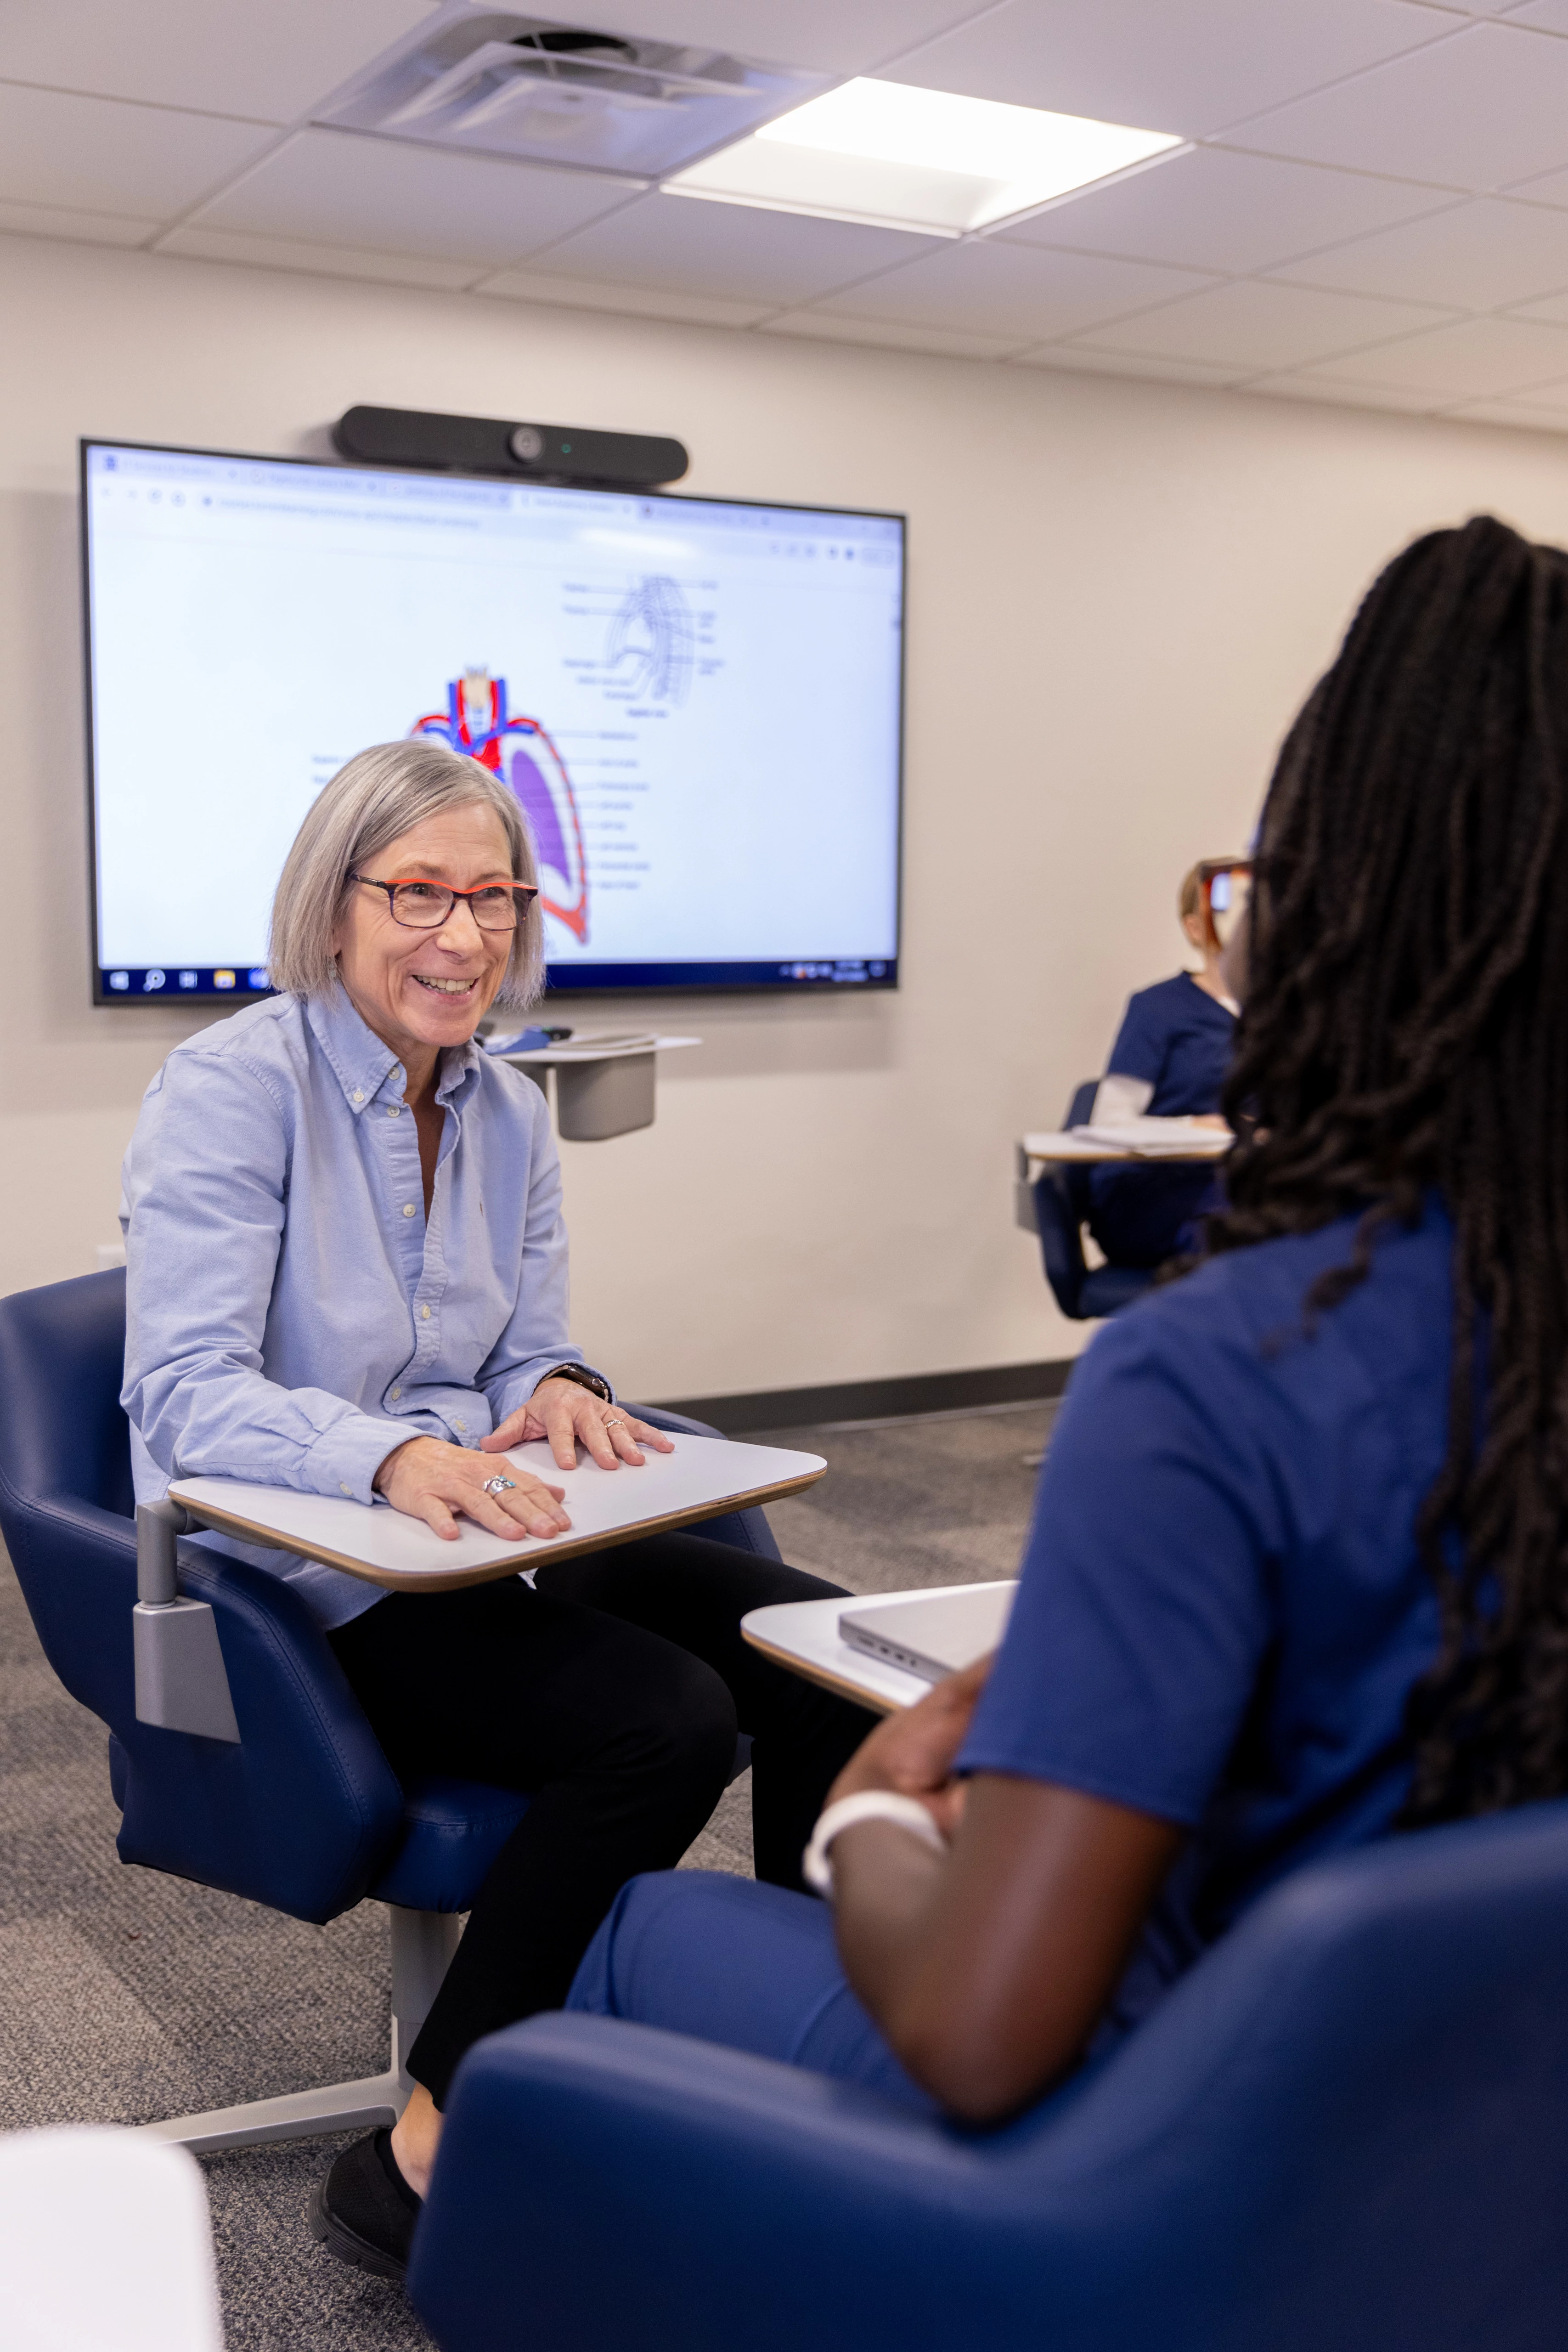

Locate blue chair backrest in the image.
[0,1270,405,1923]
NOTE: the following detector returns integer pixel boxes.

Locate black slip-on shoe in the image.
[310,2128,422,2282]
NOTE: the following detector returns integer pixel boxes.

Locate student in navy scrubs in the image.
[1086,863,1239,1268]
[560,514,1568,2126]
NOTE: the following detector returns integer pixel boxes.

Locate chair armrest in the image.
[118,1535,406,1922]
[0,1481,405,1925]
[411,2014,1032,2352]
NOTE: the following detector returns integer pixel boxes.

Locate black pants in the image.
[328,1532,876,2107]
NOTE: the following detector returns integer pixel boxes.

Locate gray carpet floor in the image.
[0,1402,1054,2349]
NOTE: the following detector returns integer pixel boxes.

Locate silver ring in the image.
[603,1417,625,1431]
[482,1475,518,1495]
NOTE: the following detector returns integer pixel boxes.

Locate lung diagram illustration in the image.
[410,668,588,943]
[605,576,693,704]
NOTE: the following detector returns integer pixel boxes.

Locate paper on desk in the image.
[171,1433,825,1585]
[1071,1118,1231,1158]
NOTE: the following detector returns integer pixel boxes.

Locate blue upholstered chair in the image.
[408,1798,1568,2352]
[1024,1081,1155,1321]
[0,1268,778,2154]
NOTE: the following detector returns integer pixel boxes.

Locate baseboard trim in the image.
[653,1359,1075,1436]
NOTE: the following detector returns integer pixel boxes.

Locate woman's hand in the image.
[480,1378,677,1474]
[827,1654,992,1840]
[374,1434,571,1543]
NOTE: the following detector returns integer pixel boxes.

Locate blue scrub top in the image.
[1088,972,1237,1266]
[961,1197,1452,2035]
[1105,970,1236,1112]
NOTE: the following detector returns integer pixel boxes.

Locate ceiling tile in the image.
[758,311,1027,358]
[995,147,1455,275]
[1500,0,1568,27]
[1499,160,1568,205]
[1070,278,1455,370]
[1507,285,1568,320]
[0,0,436,125]
[519,190,939,307]
[1244,373,1449,413]
[0,83,275,217]
[535,0,987,77]
[1292,312,1568,393]
[188,128,641,267]
[810,241,1216,341]
[880,0,1450,141]
[1448,398,1568,431]
[0,197,157,247]
[1453,370,1568,407]
[1014,345,1251,385]
[474,268,773,328]
[1228,19,1568,188]
[1269,196,1568,308]
[157,222,480,289]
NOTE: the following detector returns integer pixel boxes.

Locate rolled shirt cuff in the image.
[304,1413,424,1504]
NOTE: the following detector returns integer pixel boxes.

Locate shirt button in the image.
[403,1203,416,1217]
[387,1106,400,1118]
[390,1386,401,1401]
[455,1419,467,1434]
[352,1090,365,1104]
[339,1482,351,1496]
[421,1305,431,1320]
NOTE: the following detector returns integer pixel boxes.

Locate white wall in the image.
[8,231,1568,1400]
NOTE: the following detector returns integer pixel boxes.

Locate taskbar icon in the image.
[102,965,273,999]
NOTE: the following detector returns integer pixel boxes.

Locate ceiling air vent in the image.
[317,7,830,179]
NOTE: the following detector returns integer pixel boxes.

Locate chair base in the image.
[127,1903,460,2155]
[129,2067,406,2156]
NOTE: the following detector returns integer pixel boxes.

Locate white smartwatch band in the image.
[801,1791,948,1897]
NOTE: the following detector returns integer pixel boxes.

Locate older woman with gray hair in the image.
[120,739,873,2280]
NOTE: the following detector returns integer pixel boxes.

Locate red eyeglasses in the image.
[350,874,540,932]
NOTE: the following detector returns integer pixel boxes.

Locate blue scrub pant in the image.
[566,1870,939,2115]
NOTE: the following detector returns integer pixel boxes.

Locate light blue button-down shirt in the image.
[121,984,607,1629]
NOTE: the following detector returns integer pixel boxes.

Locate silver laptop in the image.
[838,1583,1017,1684]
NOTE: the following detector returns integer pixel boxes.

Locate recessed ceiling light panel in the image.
[318,5,829,179]
[666,78,1184,236]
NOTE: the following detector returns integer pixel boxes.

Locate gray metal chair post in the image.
[392,1908,465,2092]
[133,1905,464,2155]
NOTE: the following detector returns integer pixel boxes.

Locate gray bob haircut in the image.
[268,740,543,1007]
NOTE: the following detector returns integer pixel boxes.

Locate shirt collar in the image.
[305,982,482,1116]
[436,1033,484,1109]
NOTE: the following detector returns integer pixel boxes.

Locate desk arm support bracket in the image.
[1015,1142,1041,1235]
[134,1501,241,1744]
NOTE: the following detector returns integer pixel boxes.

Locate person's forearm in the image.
[829,1820,1014,2115]
[829,1781,1183,2124]
[830,1820,947,2014]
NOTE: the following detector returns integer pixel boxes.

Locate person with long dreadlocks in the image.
[551,514,1568,2125]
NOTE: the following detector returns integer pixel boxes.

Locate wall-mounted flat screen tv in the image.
[80,438,904,1003]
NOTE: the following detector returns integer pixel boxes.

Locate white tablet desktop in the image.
[170,1433,825,1594]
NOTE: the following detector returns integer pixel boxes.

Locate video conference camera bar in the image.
[332,403,688,489]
